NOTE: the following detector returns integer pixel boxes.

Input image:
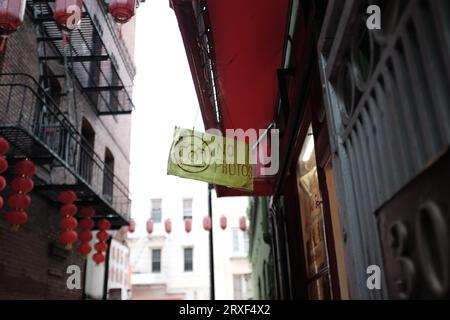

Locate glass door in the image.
[296,124,332,299]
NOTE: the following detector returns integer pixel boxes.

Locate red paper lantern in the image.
[146,219,154,234]
[94,242,108,252]
[0,157,8,174]
[60,204,77,217]
[0,0,26,32]
[109,0,136,24]
[59,190,77,204]
[165,218,172,234]
[54,0,83,29]
[97,230,109,242]
[60,217,78,230]
[15,159,37,177]
[58,190,77,250]
[80,206,95,218]
[0,196,3,209]
[7,194,31,209]
[98,219,111,231]
[59,230,78,250]
[77,206,94,258]
[220,215,227,230]
[79,218,94,230]
[93,218,110,265]
[239,216,247,231]
[0,138,10,155]
[5,210,28,230]
[203,216,212,231]
[10,176,34,193]
[77,242,92,257]
[79,230,93,242]
[0,176,7,192]
[93,252,106,265]
[128,218,136,233]
[6,159,35,230]
[184,218,192,233]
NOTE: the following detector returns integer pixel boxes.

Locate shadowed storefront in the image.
[172,0,450,300]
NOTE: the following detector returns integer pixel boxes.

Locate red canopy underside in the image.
[206,0,289,197]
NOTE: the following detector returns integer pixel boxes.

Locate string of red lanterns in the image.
[93,219,111,265]
[128,218,136,233]
[58,191,78,250]
[0,0,140,53]
[5,159,36,231]
[0,0,26,52]
[0,138,10,209]
[147,215,247,234]
[78,206,95,258]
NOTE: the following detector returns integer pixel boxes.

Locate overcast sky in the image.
[129,0,248,236]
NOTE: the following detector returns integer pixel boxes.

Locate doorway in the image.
[296,124,332,299]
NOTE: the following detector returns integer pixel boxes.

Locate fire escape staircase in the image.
[27,0,135,116]
[0,1,136,229]
[0,73,130,229]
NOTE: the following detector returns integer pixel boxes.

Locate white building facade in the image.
[107,238,132,300]
[130,180,211,300]
[129,182,253,300]
[84,229,131,300]
[212,195,253,300]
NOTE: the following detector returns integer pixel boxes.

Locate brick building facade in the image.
[0,1,137,299]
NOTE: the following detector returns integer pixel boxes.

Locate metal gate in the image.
[318,0,450,299]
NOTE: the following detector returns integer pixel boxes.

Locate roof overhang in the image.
[171,0,291,197]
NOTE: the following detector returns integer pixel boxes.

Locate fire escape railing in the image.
[0,73,131,228]
[27,0,135,116]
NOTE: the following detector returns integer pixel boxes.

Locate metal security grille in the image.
[318,0,450,299]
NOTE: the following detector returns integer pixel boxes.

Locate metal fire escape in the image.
[0,1,135,229]
[27,0,135,116]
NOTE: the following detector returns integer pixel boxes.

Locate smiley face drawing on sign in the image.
[173,131,213,174]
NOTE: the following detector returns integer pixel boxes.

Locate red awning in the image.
[206,0,290,197]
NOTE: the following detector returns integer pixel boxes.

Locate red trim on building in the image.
[172,0,290,197]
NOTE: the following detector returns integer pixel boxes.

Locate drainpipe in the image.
[102,236,113,300]
[208,184,215,300]
[82,259,88,300]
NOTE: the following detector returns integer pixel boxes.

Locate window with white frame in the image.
[183,198,193,220]
[231,228,249,257]
[151,249,161,273]
[184,247,193,272]
[151,199,162,222]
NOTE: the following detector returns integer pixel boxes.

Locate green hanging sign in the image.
[167,127,254,191]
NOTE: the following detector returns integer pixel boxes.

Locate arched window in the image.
[79,118,95,183]
[102,147,115,202]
